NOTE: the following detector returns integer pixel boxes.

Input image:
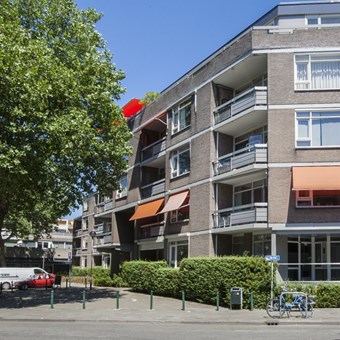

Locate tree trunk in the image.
[0,237,5,267]
[0,207,8,267]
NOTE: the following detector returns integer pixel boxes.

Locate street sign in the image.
[265,255,280,261]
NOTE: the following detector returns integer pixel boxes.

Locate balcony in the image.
[213,87,267,136]
[141,137,166,162]
[94,222,112,235]
[104,200,113,211]
[96,234,112,245]
[213,144,267,176]
[213,203,267,229]
[74,229,83,237]
[141,179,165,199]
[139,222,165,239]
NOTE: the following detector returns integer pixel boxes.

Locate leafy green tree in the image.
[0,0,131,265]
[140,92,160,105]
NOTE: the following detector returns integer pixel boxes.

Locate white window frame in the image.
[170,146,190,178]
[295,110,340,148]
[172,100,192,134]
[296,190,340,208]
[116,174,128,199]
[168,240,188,268]
[83,200,89,212]
[170,200,190,224]
[295,53,340,90]
[82,218,89,230]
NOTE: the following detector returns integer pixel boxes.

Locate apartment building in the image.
[74,1,340,282]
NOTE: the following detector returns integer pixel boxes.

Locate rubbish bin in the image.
[230,287,243,310]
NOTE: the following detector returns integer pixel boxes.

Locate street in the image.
[1,321,340,340]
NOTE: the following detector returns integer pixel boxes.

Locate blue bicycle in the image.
[266,291,315,318]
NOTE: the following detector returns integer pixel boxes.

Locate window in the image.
[307,15,340,25]
[169,240,188,268]
[233,180,267,207]
[253,234,271,256]
[295,54,340,90]
[172,99,191,134]
[116,175,128,199]
[82,218,89,230]
[296,111,340,147]
[83,200,89,212]
[296,190,340,207]
[170,145,190,178]
[170,195,190,223]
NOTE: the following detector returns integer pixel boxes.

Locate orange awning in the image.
[129,199,164,221]
[159,191,189,214]
[292,166,340,190]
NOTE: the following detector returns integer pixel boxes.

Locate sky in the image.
[67,0,295,218]
[74,0,292,107]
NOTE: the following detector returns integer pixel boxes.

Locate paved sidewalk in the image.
[0,285,339,325]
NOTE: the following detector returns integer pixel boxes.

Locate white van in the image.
[0,267,49,289]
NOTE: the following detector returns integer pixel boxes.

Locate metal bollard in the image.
[82,289,86,309]
[181,291,185,311]
[249,291,254,311]
[85,277,87,289]
[115,291,120,310]
[50,289,54,309]
[65,279,68,289]
[216,291,220,311]
[18,296,23,308]
[11,281,14,293]
[150,290,154,310]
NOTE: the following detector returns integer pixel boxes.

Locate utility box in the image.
[230,287,243,310]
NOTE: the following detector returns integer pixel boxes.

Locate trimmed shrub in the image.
[178,256,271,309]
[152,267,180,297]
[315,284,340,308]
[120,260,168,293]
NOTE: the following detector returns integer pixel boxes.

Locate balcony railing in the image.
[141,137,166,161]
[213,203,267,228]
[96,234,112,245]
[104,200,113,211]
[141,179,165,199]
[213,144,267,176]
[74,229,83,237]
[139,222,165,239]
[94,223,112,235]
[213,86,267,125]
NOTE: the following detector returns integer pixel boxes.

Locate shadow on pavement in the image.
[0,286,123,309]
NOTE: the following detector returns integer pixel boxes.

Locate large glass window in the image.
[170,145,190,178]
[296,189,340,207]
[296,111,340,147]
[172,100,191,134]
[233,180,267,207]
[116,174,128,199]
[295,54,340,90]
[169,240,188,268]
[253,234,271,256]
[170,195,190,223]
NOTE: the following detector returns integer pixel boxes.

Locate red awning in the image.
[129,199,164,221]
[292,166,340,190]
[122,99,144,118]
[159,191,189,214]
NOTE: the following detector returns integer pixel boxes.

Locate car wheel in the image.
[21,283,29,290]
[2,282,11,290]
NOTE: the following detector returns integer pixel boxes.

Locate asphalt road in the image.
[1,321,340,340]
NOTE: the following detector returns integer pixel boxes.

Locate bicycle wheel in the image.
[299,301,314,318]
[266,299,281,318]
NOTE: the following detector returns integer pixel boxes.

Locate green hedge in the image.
[315,284,340,308]
[178,257,271,308]
[120,260,168,293]
[120,257,271,308]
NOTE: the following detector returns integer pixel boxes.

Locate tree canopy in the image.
[0,0,131,265]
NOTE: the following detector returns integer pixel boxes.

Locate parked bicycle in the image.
[266,290,315,318]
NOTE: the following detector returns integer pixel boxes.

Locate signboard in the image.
[265,255,280,261]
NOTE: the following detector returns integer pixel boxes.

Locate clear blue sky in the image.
[74,0,290,107]
[67,0,293,218]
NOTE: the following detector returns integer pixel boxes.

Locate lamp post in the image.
[89,230,97,290]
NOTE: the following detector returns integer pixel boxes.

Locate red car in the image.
[15,273,56,290]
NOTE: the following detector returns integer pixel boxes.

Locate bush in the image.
[315,284,340,308]
[120,260,168,293]
[178,256,271,309]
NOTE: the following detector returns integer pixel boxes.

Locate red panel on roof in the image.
[122,99,144,118]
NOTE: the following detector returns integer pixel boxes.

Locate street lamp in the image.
[89,230,97,290]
